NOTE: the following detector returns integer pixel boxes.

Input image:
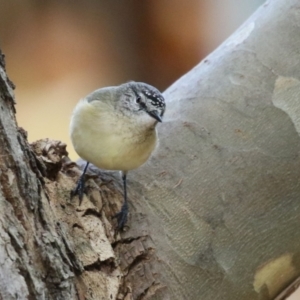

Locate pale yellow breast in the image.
[70,99,157,171]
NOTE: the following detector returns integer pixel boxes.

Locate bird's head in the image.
[117,81,166,124]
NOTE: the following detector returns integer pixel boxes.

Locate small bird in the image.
[69,81,166,229]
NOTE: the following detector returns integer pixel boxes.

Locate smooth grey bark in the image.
[126,0,300,299]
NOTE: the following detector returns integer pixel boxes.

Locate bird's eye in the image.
[136,97,141,103]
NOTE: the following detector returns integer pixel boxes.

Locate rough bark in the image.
[0,0,300,299]
[0,54,122,299]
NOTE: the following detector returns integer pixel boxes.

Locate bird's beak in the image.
[148,110,163,122]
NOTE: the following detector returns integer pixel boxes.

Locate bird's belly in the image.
[71,121,157,171]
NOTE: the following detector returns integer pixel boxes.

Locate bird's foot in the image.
[114,201,128,231]
[71,175,85,205]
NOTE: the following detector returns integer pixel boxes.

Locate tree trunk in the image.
[0,0,300,299]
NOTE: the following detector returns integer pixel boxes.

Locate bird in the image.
[69,81,166,230]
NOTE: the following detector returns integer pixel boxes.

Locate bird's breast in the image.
[70,100,157,171]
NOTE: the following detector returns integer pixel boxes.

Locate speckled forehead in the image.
[141,89,165,109]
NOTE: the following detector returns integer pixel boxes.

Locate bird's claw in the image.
[114,201,128,230]
[71,176,85,206]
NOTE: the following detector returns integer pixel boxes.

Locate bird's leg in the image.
[71,161,90,205]
[114,171,128,230]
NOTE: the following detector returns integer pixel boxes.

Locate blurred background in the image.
[0,0,265,160]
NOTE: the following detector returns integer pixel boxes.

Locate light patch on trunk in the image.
[253,253,297,298]
[272,76,300,136]
[7,168,15,186]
